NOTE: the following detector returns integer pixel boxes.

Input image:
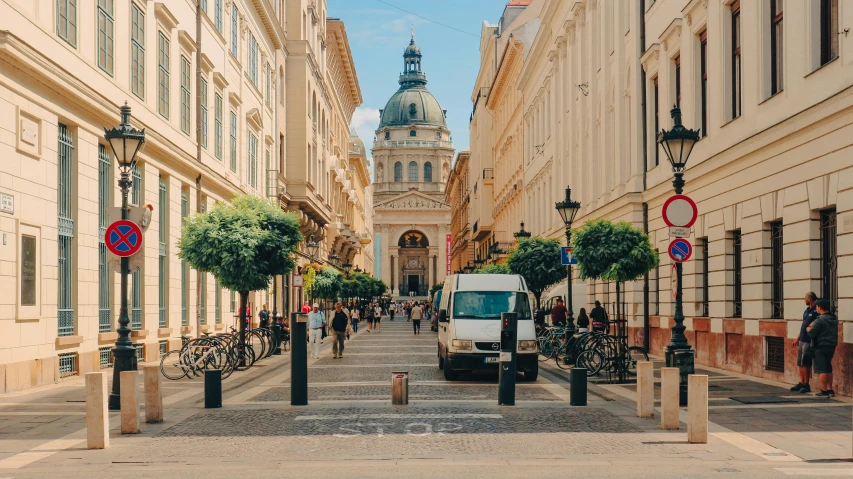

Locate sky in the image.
[327,0,509,165]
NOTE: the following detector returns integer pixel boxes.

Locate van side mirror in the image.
[438,309,448,323]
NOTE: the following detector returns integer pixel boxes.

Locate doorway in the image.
[408,275,419,295]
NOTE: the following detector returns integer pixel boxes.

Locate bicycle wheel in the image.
[625,346,649,376]
[554,344,573,370]
[160,350,188,380]
[538,338,558,362]
[576,350,604,377]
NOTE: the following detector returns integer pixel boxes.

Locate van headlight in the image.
[518,340,537,351]
[452,340,472,350]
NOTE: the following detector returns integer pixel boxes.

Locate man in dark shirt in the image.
[791,292,818,393]
[550,298,568,327]
[808,298,838,397]
[590,301,609,333]
[330,302,351,359]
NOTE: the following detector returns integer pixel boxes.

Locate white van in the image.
[437,274,539,381]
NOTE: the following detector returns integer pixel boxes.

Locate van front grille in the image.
[475,342,501,352]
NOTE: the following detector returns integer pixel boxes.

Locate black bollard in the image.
[570,367,587,406]
[272,321,282,355]
[291,312,308,406]
[204,369,222,408]
[498,312,518,406]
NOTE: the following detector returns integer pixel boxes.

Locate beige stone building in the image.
[0,0,368,392]
[447,150,471,273]
[465,0,853,393]
[373,33,453,297]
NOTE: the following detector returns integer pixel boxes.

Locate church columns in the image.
[380,227,391,294]
[428,254,435,288]
[437,224,448,284]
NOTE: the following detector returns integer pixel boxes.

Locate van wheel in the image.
[523,369,539,382]
[443,359,458,381]
[438,350,444,370]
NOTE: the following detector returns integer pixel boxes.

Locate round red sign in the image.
[662,195,698,228]
[104,220,143,257]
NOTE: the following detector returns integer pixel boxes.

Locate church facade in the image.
[373,34,454,298]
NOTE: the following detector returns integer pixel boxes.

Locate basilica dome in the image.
[377,36,447,129]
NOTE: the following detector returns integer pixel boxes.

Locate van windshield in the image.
[452,292,532,319]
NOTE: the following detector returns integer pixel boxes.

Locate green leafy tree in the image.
[312,265,343,302]
[474,263,511,274]
[507,237,565,310]
[429,282,444,300]
[178,195,301,347]
[572,219,658,317]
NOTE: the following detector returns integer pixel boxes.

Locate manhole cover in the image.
[729,396,797,404]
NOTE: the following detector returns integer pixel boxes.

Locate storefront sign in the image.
[446,234,451,275]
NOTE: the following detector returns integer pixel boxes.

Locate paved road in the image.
[0,318,850,478]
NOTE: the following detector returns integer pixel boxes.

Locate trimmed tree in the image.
[507,237,565,310]
[429,282,444,301]
[474,263,511,274]
[178,195,301,350]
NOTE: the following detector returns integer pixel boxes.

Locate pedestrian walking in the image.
[576,308,590,332]
[389,302,397,321]
[791,292,818,393]
[350,306,360,333]
[590,301,609,334]
[301,301,311,313]
[330,302,351,359]
[405,302,412,322]
[550,298,567,327]
[374,303,383,332]
[365,302,374,332]
[808,298,838,397]
[411,301,423,335]
[307,303,324,359]
[259,304,270,329]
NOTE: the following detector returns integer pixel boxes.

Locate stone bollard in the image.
[688,375,709,443]
[120,370,140,434]
[661,367,680,430]
[391,371,409,405]
[636,361,654,418]
[143,365,163,423]
[85,372,109,449]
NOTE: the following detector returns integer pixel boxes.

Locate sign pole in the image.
[109,170,137,411]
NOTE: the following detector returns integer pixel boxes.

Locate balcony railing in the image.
[374,140,453,149]
[483,168,494,180]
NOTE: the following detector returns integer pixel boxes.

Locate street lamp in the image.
[354,266,362,273]
[305,234,320,262]
[104,103,146,411]
[342,261,353,274]
[329,253,340,266]
[555,187,581,332]
[463,262,474,274]
[514,222,531,240]
[658,105,701,404]
[473,252,485,268]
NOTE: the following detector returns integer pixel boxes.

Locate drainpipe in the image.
[639,0,650,352]
[195,4,203,337]
[643,202,650,351]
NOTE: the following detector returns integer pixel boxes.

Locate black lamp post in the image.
[329,253,340,267]
[104,103,146,410]
[474,252,485,268]
[555,187,581,332]
[354,266,362,273]
[306,234,320,263]
[514,222,531,240]
[463,262,474,274]
[657,105,700,404]
[342,261,353,274]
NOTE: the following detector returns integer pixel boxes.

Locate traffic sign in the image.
[668,238,692,263]
[292,275,304,287]
[561,246,578,265]
[662,195,698,228]
[668,226,692,238]
[105,220,143,257]
[671,264,678,299]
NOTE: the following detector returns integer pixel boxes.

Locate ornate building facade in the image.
[373,33,453,298]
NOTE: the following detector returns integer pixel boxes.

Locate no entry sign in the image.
[668,238,692,263]
[662,195,698,228]
[105,220,143,257]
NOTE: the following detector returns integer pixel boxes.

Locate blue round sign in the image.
[668,238,692,263]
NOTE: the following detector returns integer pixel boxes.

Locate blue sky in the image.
[327,0,508,164]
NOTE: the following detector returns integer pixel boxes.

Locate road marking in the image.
[0,412,86,416]
[295,414,502,420]
[163,388,202,406]
[775,467,853,476]
[711,432,802,462]
[0,429,89,469]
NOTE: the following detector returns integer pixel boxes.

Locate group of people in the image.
[302,300,389,359]
[546,298,611,334]
[792,292,839,397]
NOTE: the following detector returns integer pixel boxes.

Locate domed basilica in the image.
[373,31,453,298]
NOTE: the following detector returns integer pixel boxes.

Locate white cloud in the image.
[350,106,381,174]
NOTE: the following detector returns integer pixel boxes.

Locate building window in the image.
[265,63,272,106]
[180,56,191,134]
[699,237,709,317]
[200,78,208,148]
[674,55,681,108]
[21,235,36,307]
[384,131,390,140]
[410,130,416,137]
[98,145,112,332]
[200,272,207,325]
[215,0,222,32]
[130,164,142,206]
[408,161,418,182]
[158,32,170,119]
[732,230,742,318]
[131,267,142,329]
[99,347,113,369]
[394,161,402,182]
[248,132,258,189]
[130,3,145,99]
[819,0,838,66]
[424,162,433,182]
[231,4,239,58]
[215,93,223,160]
[651,75,659,168]
[731,1,742,119]
[58,353,78,378]
[214,279,221,324]
[96,0,114,75]
[159,177,168,329]
[765,336,785,372]
[770,0,784,94]
[229,112,238,172]
[248,32,258,85]
[820,209,837,311]
[201,0,207,12]
[58,124,75,337]
[181,190,189,326]
[770,222,784,319]
[56,0,78,47]
[699,30,708,137]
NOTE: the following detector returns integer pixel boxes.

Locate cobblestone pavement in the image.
[1,319,852,478]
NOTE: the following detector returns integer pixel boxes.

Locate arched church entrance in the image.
[398,230,429,296]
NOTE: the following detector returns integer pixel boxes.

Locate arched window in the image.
[394,161,402,182]
[384,131,390,140]
[408,161,418,182]
[410,130,416,137]
[424,162,433,182]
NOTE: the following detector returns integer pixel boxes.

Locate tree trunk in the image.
[534,291,541,312]
[239,291,249,350]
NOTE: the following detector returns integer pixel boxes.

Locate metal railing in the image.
[374,139,453,149]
